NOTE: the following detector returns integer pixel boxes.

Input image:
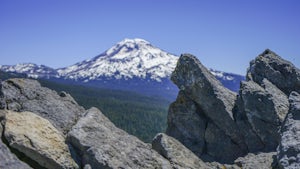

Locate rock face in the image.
[67,107,171,169]
[234,79,289,152]
[0,78,85,134]
[152,133,210,169]
[277,91,300,169]
[4,110,78,169]
[167,50,295,163]
[167,54,247,163]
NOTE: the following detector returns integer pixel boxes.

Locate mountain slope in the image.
[57,38,178,82]
[0,38,244,99]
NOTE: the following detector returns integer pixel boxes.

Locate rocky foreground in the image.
[1,49,300,169]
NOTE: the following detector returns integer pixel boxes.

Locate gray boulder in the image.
[234,79,289,152]
[277,91,300,169]
[247,49,300,95]
[167,54,247,163]
[152,133,211,169]
[67,107,171,169]
[1,78,85,134]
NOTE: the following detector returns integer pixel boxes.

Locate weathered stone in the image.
[166,91,206,157]
[204,122,245,162]
[235,79,289,151]
[67,107,171,169]
[247,49,300,95]
[167,54,247,163]
[1,78,85,134]
[152,133,211,169]
[234,152,276,169]
[4,110,78,169]
[0,140,32,169]
[277,91,300,169]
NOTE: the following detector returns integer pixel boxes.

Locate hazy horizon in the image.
[1,0,300,75]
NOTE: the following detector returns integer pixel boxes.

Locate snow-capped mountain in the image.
[0,38,244,99]
[57,38,178,82]
[0,63,57,79]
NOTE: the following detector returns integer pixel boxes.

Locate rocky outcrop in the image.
[247,49,300,95]
[152,133,210,169]
[277,91,300,169]
[234,78,289,152]
[67,107,171,169]
[167,54,247,163]
[0,78,85,134]
[4,110,78,169]
[167,50,296,164]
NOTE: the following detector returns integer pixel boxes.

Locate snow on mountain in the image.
[210,69,235,81]
[0,63,57,79]
[57,38,178,82]
[0,38,244,92]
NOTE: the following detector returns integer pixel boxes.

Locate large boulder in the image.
[1,78,85,134]
[152,133,211,169]
[277,91,300,169]
[247,49,300,95]
[4,110,78,169]
[167,54,247,163]
[67,107,171,169]
[234,79,289,152]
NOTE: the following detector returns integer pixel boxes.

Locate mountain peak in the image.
[57,38,179,82]
[105,38,153,57]
[119,38,150,45]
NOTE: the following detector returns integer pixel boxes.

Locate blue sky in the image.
[1,0,300,75]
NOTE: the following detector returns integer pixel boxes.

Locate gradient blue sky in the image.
[1,0,300,75]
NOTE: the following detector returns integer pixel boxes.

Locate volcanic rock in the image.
[277,91,300,169]
[67,107,171,169]
[152,133,210,169]
[4,110,78,169]
[1,78,85,134]
[234,79,289,152]
[247,49,300,95]
[167,54,247,163]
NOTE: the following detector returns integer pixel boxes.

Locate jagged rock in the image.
[166,91,206,157]
[277,91,300,169]
[247,49,300,95]
[4,110,79,169]
[0,140,32,169]
[67,107,171,169]
[152,133,211,169]
[234,152,276,169]
[167,54,247,163]
[1,78,85,134]
[234,79,289,151]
